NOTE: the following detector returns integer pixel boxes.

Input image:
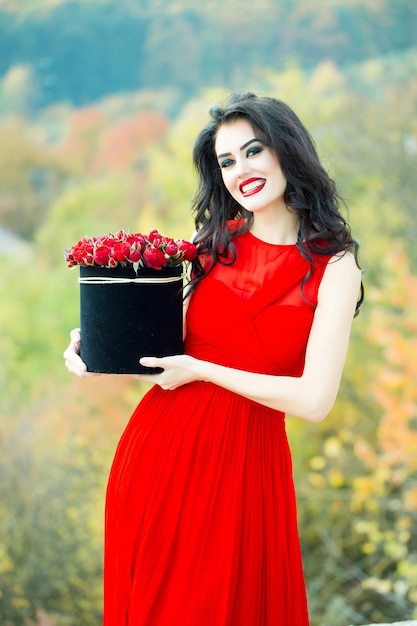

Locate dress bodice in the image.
[185,227,332,377]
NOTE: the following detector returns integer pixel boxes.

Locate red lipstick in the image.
[239,178,266,197]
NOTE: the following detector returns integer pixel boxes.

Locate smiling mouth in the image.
[240,178,266,197]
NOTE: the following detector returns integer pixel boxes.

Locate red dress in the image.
[104,227,332,625]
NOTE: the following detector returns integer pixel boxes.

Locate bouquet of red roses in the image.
[65,229,197,374]
[65,229,197,270]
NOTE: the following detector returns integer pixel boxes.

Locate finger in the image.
[63,345,84,364]
[139,357,165,368]
[65,359,100,378]
[70,328,81,343]
[63,345,75,360]
[64,346,88,373]
[65,358,81,376]
[65,357,87,376]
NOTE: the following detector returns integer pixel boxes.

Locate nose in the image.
[235,156,251,178]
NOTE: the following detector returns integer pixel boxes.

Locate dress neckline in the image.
[245,229,298,249]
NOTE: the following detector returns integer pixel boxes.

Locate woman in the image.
[65,92,363,625]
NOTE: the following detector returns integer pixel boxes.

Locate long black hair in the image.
[189,91,363,313]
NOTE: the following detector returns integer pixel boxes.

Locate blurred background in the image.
[0,1,416,624]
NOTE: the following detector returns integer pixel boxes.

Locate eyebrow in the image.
[216,138,260,160]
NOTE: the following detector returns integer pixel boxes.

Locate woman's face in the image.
[215,118,287,217]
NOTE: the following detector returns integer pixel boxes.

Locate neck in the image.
[249,212,299,245]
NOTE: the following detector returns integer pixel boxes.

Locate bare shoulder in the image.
[318,251,362,309]
[324,250,361,281]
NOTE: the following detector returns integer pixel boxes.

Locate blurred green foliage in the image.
[0,4,417,623]
[0,0,416,109]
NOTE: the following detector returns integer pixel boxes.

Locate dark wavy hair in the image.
[189,91,363,313]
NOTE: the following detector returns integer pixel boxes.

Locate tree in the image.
[0,119,68,239]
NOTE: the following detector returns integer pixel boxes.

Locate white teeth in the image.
[242,180,264,193]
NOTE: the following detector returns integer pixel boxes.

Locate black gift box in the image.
[79,264,184,374]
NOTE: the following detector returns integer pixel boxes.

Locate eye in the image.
[247,145,263,158]
[219,158,234,169]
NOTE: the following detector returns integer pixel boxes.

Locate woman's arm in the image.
[138,252,362,422]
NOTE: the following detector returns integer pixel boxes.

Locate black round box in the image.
[79,264,184,374]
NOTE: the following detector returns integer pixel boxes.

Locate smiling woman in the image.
[64,91,363,626]
[215,118,291,241]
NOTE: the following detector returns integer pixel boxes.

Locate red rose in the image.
[126,234,146,258]
[100,236,116,249]
[71,241,94,266]
[165,239,178,256]
[93,245,111,266]
[129,248,142,263]
[142,247,167,270]
[147,229,159,243]
[83,252,94,265]
[112,241,131,262]
[177,240,197,261]
[147,230,163,248]
[65,252,77,267]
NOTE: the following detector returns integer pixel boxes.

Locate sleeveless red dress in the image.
[104,226,332,626]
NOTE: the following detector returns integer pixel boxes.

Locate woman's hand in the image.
[63,328,99,378]
[136,354,203,390]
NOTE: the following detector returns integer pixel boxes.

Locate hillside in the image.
[0,0,416,109]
